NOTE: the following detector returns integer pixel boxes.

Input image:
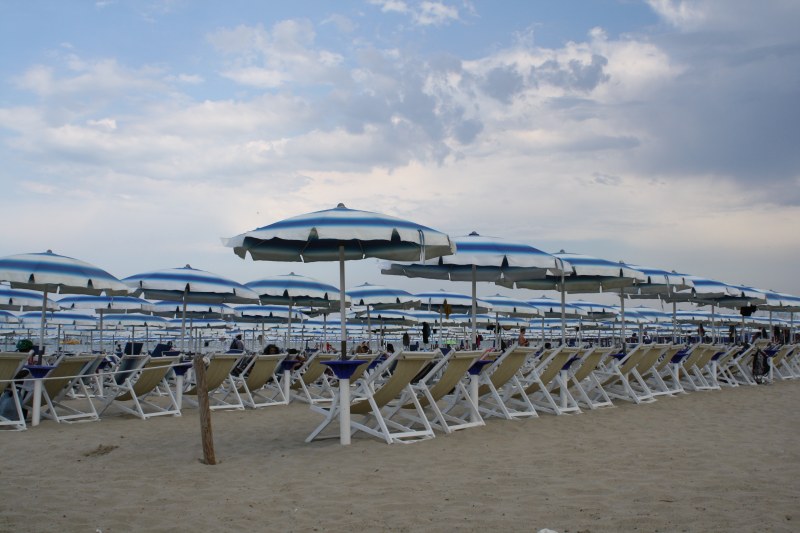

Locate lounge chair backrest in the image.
[655,345,683,371]
[241,354,283,390]
[0,352,27,390]
[524,348,578,395]
[112,355,149,386]
[572,347,614,381]
[347,353,381,383]
[41,355,99,399]
[203,354,241,390]
[351,351,436,415]
[617,345,649,374]
[292,353,338,389]
[116,357,179,400]
[634,344,669,373]
[414,350,481,407]
[490,346,536,388]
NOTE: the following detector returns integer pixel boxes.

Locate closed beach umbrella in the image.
[0,250,128,362]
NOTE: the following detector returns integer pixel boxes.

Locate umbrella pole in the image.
[38,289,48,364]
[367,305,372,351]
[769,310,773,341]
[541,316,545,345]
[559,261,566,346]
[672,302,677,344]
[619,292,626,346]
[287,301,293,351]
[99,310,104,354]
[180,291,188,353]
[471,265,477,349]
[339,245,347,358]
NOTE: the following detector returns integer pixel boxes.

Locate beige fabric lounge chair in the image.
[396,349,484,434]
[0,352,28,430]
[306,350,438,444]
[229,353,288,408]
[592,345,656,404]
[475,345,539,420]
[516,346,582,415]
[99,356,180,419]
[183,354,244,411]
[555,346,616,409]
[290,352,339,404]
[33,354,102,423]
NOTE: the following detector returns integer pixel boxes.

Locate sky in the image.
[1,0,799,305]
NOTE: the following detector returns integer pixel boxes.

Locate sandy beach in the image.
[2,381,798,533]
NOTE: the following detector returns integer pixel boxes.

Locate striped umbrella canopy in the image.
[124,265,259,351]
[246,273,349,350]
[225,203,455,355]
[0,250,128,360]
[58,294,154,352]
[103,313,169,327]
[525,296,588,318]
[347,282,420,348]
[57,295,154,312]
[480,294,540,318]
[0,286,59,311]
[151,300,237,319]
[414,289,492,314]
[0,310,19,324]
[383,231,564,347]
[233,304,307,323]
[615,265,694,298]
[501,251,647,344]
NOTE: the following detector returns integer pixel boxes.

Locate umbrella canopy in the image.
[245,272,345,307]
[233,304,308,323]
[57,295,154,313]
[124,265,259,351]
[225,203,455,355]
[151,300,237,319]
[0,250,128,360]
[414,289,492,314]
[347,282,419,310]
[0,286,59,311]
[383,231,564,346]
[102,313,169,327]
[0,250,128,296]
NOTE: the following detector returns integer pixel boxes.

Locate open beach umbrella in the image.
[347,282,419,349]
[124,265,259,351]
[0,285,59,311]
[102,313,169,354]
[382,231,564,348]
[225,203,455,356]
[57,295,154,352]
[0,250,128,361]
[499,251,647,344]
[246,272,346,351]
[414,289,492,346]
[233,304,309,350]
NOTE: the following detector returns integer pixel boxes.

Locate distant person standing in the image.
[230,334,245,352]
[402,331,410,350]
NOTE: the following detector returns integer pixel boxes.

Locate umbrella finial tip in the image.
[336,203,346,208]
[184,264,192,269]
[468,231,479,236]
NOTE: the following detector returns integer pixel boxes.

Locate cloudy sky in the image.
[1,0,798,302]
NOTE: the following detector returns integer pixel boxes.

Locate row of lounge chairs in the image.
[1,338,797,442]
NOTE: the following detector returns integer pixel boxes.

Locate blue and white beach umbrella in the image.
[0,250,128,360]
[124,265,259,351]
[246,272,348,350]
[383,232,564,346]
[58,294,154,352]
[347,282,420,349]
[0,286,59,311]
[225,203,455,355]
[501,251,647,344]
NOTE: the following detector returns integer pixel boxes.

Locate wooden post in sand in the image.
[193,354,216,465]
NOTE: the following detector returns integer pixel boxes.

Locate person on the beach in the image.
[262,344,281,355]
[230,334,245,352]
[517,327,529,347]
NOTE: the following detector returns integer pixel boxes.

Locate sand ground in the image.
[1,381,798,532]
